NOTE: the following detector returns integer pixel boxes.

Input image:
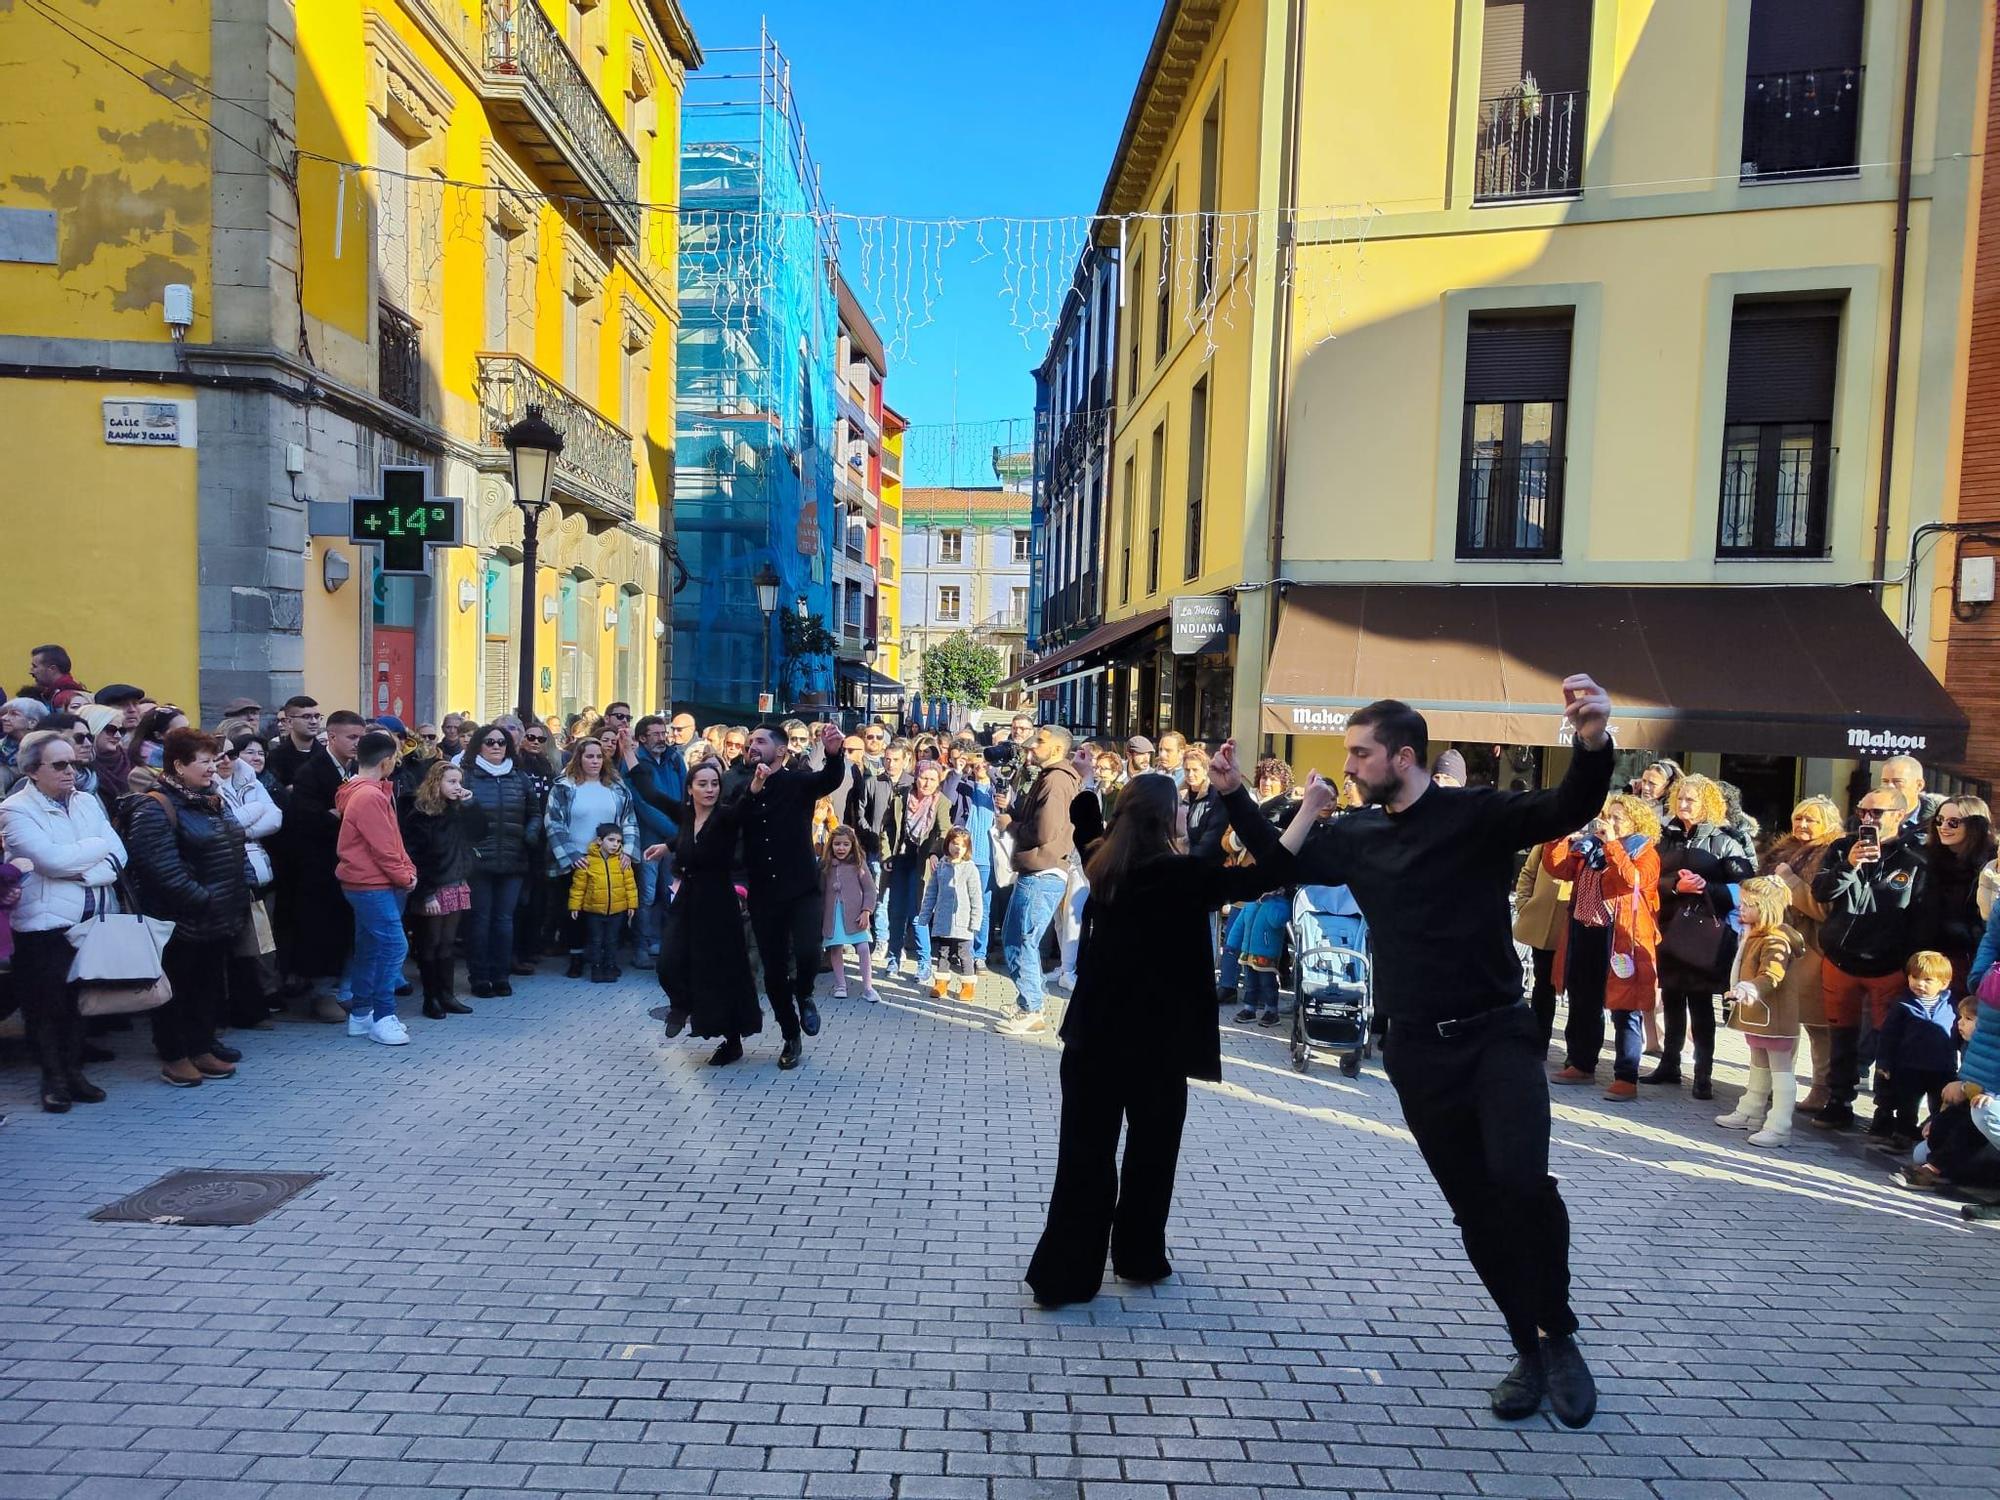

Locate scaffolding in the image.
[674,26,839,714]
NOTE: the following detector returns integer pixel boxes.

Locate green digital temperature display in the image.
[350,468,459,574]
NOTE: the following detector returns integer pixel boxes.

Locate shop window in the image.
[1718,298,1840,558]
[1458,313,1571,559]
[1741,0,1863,181]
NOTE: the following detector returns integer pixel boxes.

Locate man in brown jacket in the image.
[998,724,1079,1035]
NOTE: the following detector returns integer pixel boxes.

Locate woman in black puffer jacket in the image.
[461,721,542,997]
[1649,774,1755,1099]
[123,726,253,1089]
[401,758,489,1019]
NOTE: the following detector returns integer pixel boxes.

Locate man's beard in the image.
[1351,770,1399,807]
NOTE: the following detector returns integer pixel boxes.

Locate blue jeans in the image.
[1610,1008,1645,1083]
[344,888,409,1020]
[1003,868,1067,1014]
[465,872,523,987]
[867,857,888,950]
[634,855,671,956]
[885,859,932,969]
[1219,944,1242,994]
[972,859,994,960]
[1242,967,1279,1017]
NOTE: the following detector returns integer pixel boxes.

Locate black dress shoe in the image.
[708,1037,743,1066]
[1113,1259,1173,1286]
[798,1000,822,1037]
[469,981,494,999]
[440,995,473,1015]
[63,1075,107,1105]
[209,1043,244,1064]
[1813,1102,1856,1130]
[40,1081,72,1113]
[565,956,586,979]
[421,996,447,1019]
[80,1041,115,1064]
[1490,1349,1547,1420]
[1638,1068,1681,1085]
[663,1009,690,1039]
[1691,1078,1714,1102]
[510,960,536,976]
[493,979,513,996]
[1541,1336,1597,1428]
[779,1034,803,1070]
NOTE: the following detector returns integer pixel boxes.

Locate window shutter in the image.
[1464,315,1574,403]
[482,637,513,723]
[1480,2,1526,98]
[1747,0,1863,73]
[1726,300,1840,423]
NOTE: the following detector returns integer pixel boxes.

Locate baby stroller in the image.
[1289,883,1373,1076]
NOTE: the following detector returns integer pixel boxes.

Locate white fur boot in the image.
[1748,1066,1796,1148]
[1716,1060,1770,1129]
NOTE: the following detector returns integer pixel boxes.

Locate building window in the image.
[1184,376,1209,579]
[937,585,961,623]
[938,528,963,564]
[1010,587,1028,627]
[1147,421,1166,595]
[1741,0,1863,182]
[1198,93,1221,304]
[1013,528,1031,563]
[1120,455,1136,604]
[1127,248,1144,400]
[1474,0,1591,202]
[1154,189,1175,364]
[1718,298,1839,558]
[1457,313,1572,560]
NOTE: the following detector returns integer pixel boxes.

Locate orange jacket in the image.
[1545,836,1660,1012]
[335,777,417,891]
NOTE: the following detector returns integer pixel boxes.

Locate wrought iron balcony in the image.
[476,352,636,523]
[1741,67,1863,182]
[482,0,640,244]
[377,301,422,417]
[1474,88,1585,202]
[1457,447,1562,560]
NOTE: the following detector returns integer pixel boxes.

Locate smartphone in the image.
[1858,825,1879,848]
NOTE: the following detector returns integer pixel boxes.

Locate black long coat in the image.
[628,767,761,1040]
[1656,820,1755,991]
[279,747,352,976]
[1061,852,1291,1082]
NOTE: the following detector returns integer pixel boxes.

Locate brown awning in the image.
[1009,607,1170,687]
[1262,585,1968,761]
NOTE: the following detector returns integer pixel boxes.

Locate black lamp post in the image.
[862,635,878,729]
[753,561,780,715]
[504,405,564,728]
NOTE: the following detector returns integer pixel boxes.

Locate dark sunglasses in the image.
[524,733,548,743]
[607,712,631,721]
[69,731,91,743]
[420,733,440,742]
[1939,815,1968,829]
[1857,807,1888,820]
[482,737,509,748]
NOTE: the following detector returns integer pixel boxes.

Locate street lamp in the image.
[753,561,780,714]
[862,635,878,729]
[504,404,564,726]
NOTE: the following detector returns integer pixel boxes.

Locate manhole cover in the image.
[91,1170,325,1227]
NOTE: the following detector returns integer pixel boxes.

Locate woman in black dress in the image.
[1026,767,1330,1307]
[626,753,763,1065]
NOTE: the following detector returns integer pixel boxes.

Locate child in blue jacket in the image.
[1228,890,1290,1027]
[1875,950,1960,1146]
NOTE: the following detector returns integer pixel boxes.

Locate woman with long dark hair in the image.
[401,759,487,1018]
[545,737,639,978]
[1025,769,1330,1308]
[1920,795,1996,990]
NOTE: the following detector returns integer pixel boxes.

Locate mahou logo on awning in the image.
[1848,727,1928,754]
[1287,707,1351,732]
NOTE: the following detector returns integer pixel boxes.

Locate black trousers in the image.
[153,936,228,1063]
[1659,988,1718,1078]
[12,928,84,1083]
[1880,1068,1950,1135]
[748,892,819,1040]
[1527,946,1558,1050]
[1026,1045,1188,1303]
[1561,921,1610,1071]
[1826,1024,1863,1108]
[1384,1004,1578,1358]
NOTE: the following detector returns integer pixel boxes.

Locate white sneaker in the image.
[998,1012,1050,1036]
[346,1008,374,1038]
[864,987,881,1004]
[369,1015,411,1046]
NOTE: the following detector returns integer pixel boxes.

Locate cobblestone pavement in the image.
[2,955,1997,1500]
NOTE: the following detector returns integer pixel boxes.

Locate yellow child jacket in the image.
[568,842,639,916]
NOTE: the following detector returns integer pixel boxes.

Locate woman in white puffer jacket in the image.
[0,728,127,1112]
[218,731,283,1027]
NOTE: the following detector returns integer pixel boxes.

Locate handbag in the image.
[79,974,171,1017]
[64,869,174,987]
[1659,899,1733,981]
[235,899,276,958]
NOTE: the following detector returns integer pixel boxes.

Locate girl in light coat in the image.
[1717,876,1816,1147]
[919,828,985,1002]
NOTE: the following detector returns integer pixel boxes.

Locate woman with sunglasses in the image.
[461,723,542,997]
[1920,797,1996,993]
[546,737,640,978]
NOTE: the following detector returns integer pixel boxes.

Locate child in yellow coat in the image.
[569,823,639,983]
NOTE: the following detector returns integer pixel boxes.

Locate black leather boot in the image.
[420,960,447,1019]
[436,959,472,1014]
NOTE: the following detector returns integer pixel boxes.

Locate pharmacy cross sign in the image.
[349,466,462,575]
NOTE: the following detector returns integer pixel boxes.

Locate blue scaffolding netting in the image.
[674,32,838,715]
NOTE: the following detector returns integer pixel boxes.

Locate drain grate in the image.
[92,1169,325,1227]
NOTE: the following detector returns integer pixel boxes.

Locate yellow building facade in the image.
[0,0,698,725]
[879,406,907,688]
[1093,0,1989,815]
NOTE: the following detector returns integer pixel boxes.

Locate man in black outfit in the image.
[1214,674,1613,1429]
[739,720,847,1069]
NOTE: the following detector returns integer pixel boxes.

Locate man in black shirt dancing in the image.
[1215,674,1613,1429]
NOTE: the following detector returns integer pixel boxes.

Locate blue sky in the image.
[680,1,1158,484]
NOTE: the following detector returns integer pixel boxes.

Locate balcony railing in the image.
[476,352,636,522]
[1718,423,1831,558]
[1474,88,1585,202]
[482,1,639,243]
[1457,448,1562,560]
[377,301,422,417]
[1741,67,1863,182]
